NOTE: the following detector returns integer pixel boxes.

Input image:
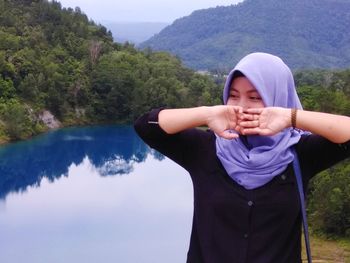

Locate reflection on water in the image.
[0,126,193,263]
[0,125,158,199]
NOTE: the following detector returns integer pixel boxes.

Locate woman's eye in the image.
[250,96,261,101]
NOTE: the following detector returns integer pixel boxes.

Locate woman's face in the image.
[227,76,265,109]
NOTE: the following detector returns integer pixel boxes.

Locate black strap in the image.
[292,148,312,263]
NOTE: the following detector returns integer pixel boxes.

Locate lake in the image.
[0,126,193,263]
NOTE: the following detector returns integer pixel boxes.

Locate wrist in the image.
[282,108,292,128]
[205,106,218,126]
[205,105,231,126]
[200,106,214,126]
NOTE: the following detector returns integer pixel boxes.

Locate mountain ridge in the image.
[140,0,350,70]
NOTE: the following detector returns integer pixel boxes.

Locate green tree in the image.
[0,78,15,99]
[309,161,350,237]
[0,99,32,139]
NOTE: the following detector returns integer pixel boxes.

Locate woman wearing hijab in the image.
[134,53,350,262]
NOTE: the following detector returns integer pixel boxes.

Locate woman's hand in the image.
[239,107,290,136]
[207,105,244,139]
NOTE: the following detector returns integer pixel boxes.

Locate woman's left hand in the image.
[239,107,290,136]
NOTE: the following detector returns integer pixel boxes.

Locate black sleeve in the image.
[133,108,209,170]
[296,134,350,180]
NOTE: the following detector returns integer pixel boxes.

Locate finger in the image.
[218,131,239,140]
[241,127,261,135]
[228,106,241,119]
[228,106,243,114]
[244,108,263,114]
[235,125,243,134]
[240,113,259,121]
[240,120,260,128]
[231,107,244,120]
[233,106,244,114]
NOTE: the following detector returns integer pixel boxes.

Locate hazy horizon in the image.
[58,0,243,23]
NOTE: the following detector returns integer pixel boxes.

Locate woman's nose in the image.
[236,98,247,109]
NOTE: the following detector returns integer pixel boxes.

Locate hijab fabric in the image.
[215,53,303,189]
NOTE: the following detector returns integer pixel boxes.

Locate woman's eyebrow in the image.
[231,88,259,93]
[247,90,260,94]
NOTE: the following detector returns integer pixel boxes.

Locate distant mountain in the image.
[104,22,169,44]
[140,0,350,70]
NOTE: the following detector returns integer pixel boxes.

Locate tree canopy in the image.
[0,0,220,141]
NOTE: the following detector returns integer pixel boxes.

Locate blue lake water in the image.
[0,126,193,263]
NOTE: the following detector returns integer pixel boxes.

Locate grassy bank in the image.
[302,236,350,262]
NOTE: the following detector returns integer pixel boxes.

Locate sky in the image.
[58,0,243,23]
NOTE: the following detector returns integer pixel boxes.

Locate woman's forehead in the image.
[230,77,259,93]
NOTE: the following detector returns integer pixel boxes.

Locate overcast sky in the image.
[58,0,243,23]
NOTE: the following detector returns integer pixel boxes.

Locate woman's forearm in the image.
[295,110,350,143]
[158,107,211,134]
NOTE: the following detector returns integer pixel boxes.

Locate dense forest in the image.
[295,69,350,238]
[141,0,350,71]
[0,0,221,142]
[0,0,350,239]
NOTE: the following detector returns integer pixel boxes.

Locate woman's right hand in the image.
[207,105,244,139]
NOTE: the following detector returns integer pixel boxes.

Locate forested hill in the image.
[140,0,350,71]
[0,0,221,142]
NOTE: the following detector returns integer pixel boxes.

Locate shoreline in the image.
[0,121,131,146]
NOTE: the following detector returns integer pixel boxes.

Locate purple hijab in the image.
[215,53,303,189]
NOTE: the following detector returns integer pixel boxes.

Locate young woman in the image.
[134,52,350,262]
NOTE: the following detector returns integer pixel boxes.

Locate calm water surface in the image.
[0,126,193,263]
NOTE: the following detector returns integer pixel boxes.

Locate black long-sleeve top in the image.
[134,108,350,263]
